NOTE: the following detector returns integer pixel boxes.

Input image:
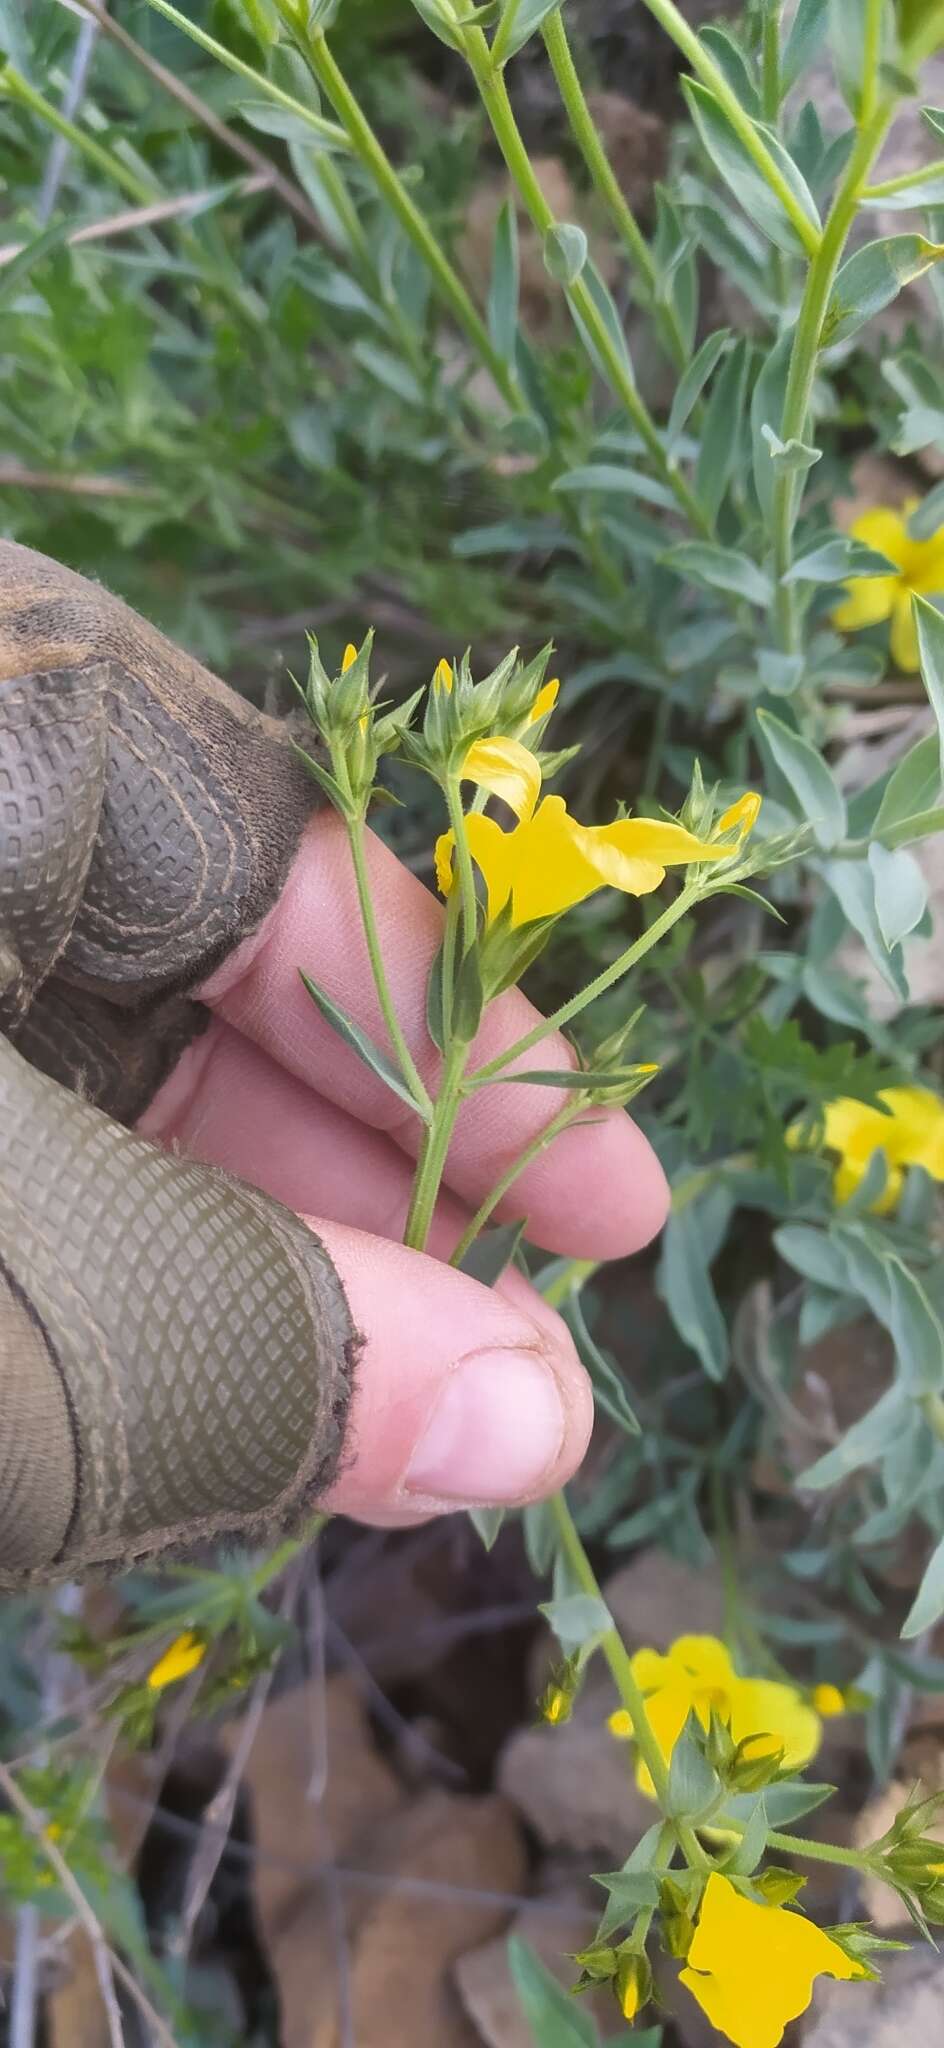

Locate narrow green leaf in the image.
[751,326,793,530]
[458,1217,527,1286]
[726,1796,769,1875]
[880,804,944,849]
[697,335,751,522]
[760,424,822,474]
[425,944,446,1054]
[821,858,909,999]
[665,542,772,606]
[539,1592,611,1652]
[873,732,942,840]
[699,25,762,118]
[508,1936,598,2048]
[757,709,847,848]
[888,1258,944,1396]
[298,973,422,1115]
[801,1385,906,1489]
[666,1723,721,1821]
[566,1291,641,1436]
[782,0,830,90]
[903,1531,944,1639]
[658,1208,729,1379]
[468,1507,506,1550]
[500,0,566,60]
[488,196,519,363]
[824,236,944,347]
[567,257,633,379]
[913,593,944,783]
[544,221,588,285]
[784,536,898,583]
[774,1224,851,1291]
[721,1781,836,1825]
[666,328,730,449]
[862,172,944,211]
[683,79,821,255]
[868,842,928,948]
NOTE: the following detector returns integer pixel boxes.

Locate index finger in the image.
[200,812,669,1259]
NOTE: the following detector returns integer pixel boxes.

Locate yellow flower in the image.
[620,1636,821,1798]
[608,1708,634,1741]
[680,1874,864,2048]
[718,791,762,839]
[435,796,727,928]
[433,656,453,692]
[146,1630,206,1692]
[527,676,559,724]
[832,503,944,672]
[812,1683,846,1717]
[818,1085,944,1213]
[461,735,542,821]
[342,642,358,673]
[543,1686,569,1725]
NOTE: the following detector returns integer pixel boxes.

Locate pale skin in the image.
[142,810,670,1528]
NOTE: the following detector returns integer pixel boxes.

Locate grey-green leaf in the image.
[665,542,772,606]
[683,79,821,255]
[666,327,730,448]
[488,197,519,363]
[873,732,942,842]
[298,972,423,1116]
[903,1531,944,1639]
[539,1592,611,1653]
[659,1208,729,1379]
[458,1218,527,1287]
[508,1936,598,2048]
[888,1258,944,1397]
[868,842,928,948]
[914,593,944,784]
[757,709,847,849]
[783,536,898,583]
[544,221,588,286]
[824,236,944,347]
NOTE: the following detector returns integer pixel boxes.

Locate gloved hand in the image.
[0,541,668,1589]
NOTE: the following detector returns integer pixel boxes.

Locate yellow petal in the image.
[849,506,909,566]
[608,1708,634,1740]
[147,1631,206,1692]
[527,676,560,724]
[434,657,453,693]
[728,1678,822,1771]
[462,735,542,821]
[666,1636,737,1689]
[680,1874,863,2048]
[832,576,898,633]
[434,829,457,898]
[821,1096,893,1163]
[879,1086,944,1176]
[464,811,518,923]
[342,642,358,673]
[718,791,762,839]
[890,587,920,671]
[812,1683,846,1717]
[907,525,944,593]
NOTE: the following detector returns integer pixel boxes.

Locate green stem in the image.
[404,1040,469,1252]
[250,1512,327,1592]
[863,155,944,199]
[859,0,885,128]
[449,1101,584,1267]
[470,881,702,1086]
[461,30,710,535]
[140,0,346,148]
[766,1829,875,1874]
[550,1491,711,1871]
[446,777,480,958]
[348,815,433,1117]
[297,28,521,411]
[2,67,155,204]
[540,9,688,372]
[637,0,820,257]
[772,90,897,651]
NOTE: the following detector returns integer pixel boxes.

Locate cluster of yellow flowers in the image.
[602,1637,861,2048]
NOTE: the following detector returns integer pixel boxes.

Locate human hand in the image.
[0,542,667,1585]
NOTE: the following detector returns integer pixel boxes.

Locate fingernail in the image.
[402,1347,565,1504]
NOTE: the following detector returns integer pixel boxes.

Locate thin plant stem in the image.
[863,155,944,199]
[347,814,433,1116]
[461,29,711,536]
[760,4,781,123]
[445,778,480,958]
[297,27,523,411]
[2,66,155,204]
[772,83,898,651]
[540,9,688,371]
[140,0,346,147]
[404,1039,469,1252]
[469,881,702,1086]
[449,1101,584,1267]
[636,0,820,256]
[766,1828,875,1874]
[549,1491,712,1872]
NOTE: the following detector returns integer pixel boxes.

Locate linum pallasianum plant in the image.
[291,639,941,2048]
